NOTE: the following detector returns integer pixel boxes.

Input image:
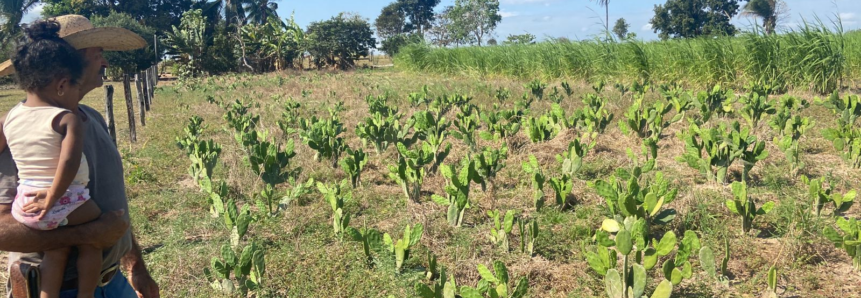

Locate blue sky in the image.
[23,0,861,41]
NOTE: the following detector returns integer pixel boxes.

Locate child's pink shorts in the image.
[12,183,90,230]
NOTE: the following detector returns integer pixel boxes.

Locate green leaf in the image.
[511,277,529,298]
[493,261,509,285]
[699,247,717,278]
[632,264,646,298]
[757,201,775,215]
[643,248,658,270]
[601,219,621,233]
[604,269,623,298]
[650,280,673,298]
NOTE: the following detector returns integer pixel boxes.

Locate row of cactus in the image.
[677,121,768,184]
[298,104,346,168]
[416,260,528,298]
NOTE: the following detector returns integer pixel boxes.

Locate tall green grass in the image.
[396,22,859,93]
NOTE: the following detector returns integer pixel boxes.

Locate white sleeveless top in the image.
[3,103,89,187]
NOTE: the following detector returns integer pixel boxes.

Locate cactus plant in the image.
[432,157,481,227]
[318,180,352,237]
[557,138,595,177]
[590,162,677,235]
[356,112,400,155]
[726,181,774,234]
[525,114,561,143]
[737,91,776,131]
[479,105,524,146]
[340,147,368,188]
[573,93,614,133]
[549,174,573,209]
[473,145,508,197]
[460,260,528,298]
[299,111,346,168]
[774,116,814,173]
[823,217,861,271]
[678,121,768,183]
[487,210,516,252]
[452,108,481,152]
[203,241,266,296]
[800,175,856,216]
[389,142,434,202]
[526,79,547,101]
[344,226,383,267]
[383,223,423,273]
[412,110,452,173]
[276,98,302,136]
[819,92,861,168]
[247,138,297,216]
[518,217,539,256]
[522,155,547,210]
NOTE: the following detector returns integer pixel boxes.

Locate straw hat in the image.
[0,14,147,77]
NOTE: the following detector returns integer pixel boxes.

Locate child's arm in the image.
[22,112,83,219]
[0,116,8,154]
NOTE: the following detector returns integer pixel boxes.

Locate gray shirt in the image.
[2,104,131,286]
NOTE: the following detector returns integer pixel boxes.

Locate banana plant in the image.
[340,147,368,188]
[383,223,423,273]
[549,174,573,209]
[473,145,508,196]
[557,138,596,177]
[487,210,516,252]
[247,138,297,216]
[823,217,861,271]
[518,217,539,256]
[389,142,434,202]
[299,113,346,168]
[526,115,561,143]
[801,175,856,216]
[726,181,774,234]
[344,226,383,268]
[774,116,814,173]
[573,93,614,133]
[522,155,547,210]
[452,108,480,152]
[459,260,528,298]
[276,98,302,136]
[356,112,400,155]
[318,180,352,237]
[432,157,482,227]
[203,241,266,296]
[588,216,675,298]
[737,91,776,131]
[412,110,452,173]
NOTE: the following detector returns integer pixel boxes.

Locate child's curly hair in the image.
[13,20,85,92]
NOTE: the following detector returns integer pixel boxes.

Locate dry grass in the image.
[1,70,860,297]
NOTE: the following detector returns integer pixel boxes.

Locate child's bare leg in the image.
[66,200,101,225]
[66,200,102,298]
[75,245,101,298]
[40,247,71,298]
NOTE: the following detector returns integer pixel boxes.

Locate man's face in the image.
[78,47,108,94]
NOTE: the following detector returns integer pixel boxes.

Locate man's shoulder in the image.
[79,105,108,130]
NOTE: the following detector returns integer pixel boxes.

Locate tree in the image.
[42,0,194,34]
[163,9,208,77]
[651,0,740,40]
[305,13,376,70]
[91,12,157,74]
[379,33,422,56]
[375,2,408,39]
[590,0,609,32]
[241,15,304,71]
[449,0,501,46]
[742,0,787,35]
[504,33,535,45]
[487,38,497,45]
[430,5,474,47]
[244,0,279,25]
[0,0,42,44]
[612,18,629,40]
[397,0,440,35]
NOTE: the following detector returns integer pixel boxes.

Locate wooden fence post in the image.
[123,74,136,142]
[104,85,116,145]
[145,67,153,109]
[135,73,146,127]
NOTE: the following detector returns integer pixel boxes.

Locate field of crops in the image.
[3,68,861,298]
[397,24,861,95]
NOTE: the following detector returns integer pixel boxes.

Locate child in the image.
[0,20,103,298]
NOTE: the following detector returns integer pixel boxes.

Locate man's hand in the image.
[129,267,160,298]
[88,209,129,249]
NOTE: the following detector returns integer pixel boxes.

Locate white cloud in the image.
[641,23,652,31]
[840,12,856,20]
[500,11,520,18]
[21,3,45,24]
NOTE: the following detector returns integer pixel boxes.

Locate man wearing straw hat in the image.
[0,15,159,298]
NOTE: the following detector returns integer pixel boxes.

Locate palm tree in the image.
[590,0,609,33]
[0,0,42,44]
[742,0,787,35]
[244,0,279,25]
